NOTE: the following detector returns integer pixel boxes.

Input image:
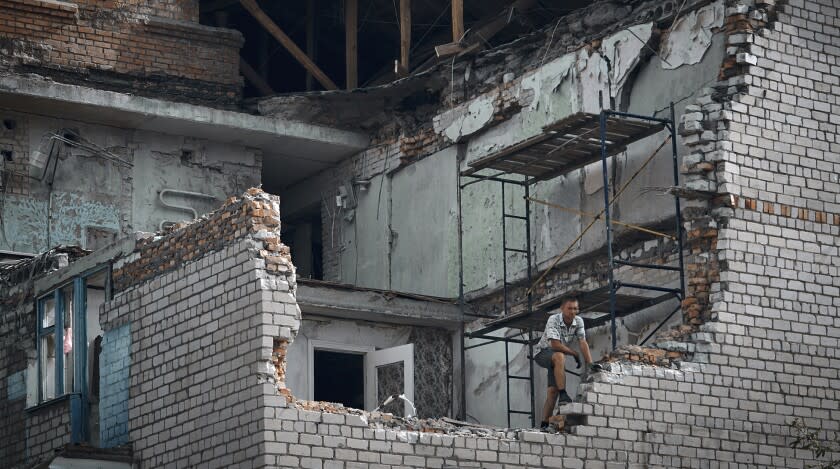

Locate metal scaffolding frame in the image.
[457,105,686,427]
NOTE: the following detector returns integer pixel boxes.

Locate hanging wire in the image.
[526,134,672,296]
[526,196,676,240]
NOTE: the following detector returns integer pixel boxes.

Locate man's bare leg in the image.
[542,386,558,423]
[550,352,566,391]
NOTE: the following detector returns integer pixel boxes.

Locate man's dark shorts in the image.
[534,348,558,388]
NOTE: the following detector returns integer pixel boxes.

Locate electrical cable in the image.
[526,134,672,296]
[525,196,676,240]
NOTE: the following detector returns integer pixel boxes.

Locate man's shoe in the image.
[557,390,572,403]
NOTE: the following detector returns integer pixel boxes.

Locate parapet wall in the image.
[100,189,300,467]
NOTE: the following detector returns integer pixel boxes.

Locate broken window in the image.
[34,266,110,442]
[38,285,76,400]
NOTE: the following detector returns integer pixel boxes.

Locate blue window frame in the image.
[35,266,111,443]
[37,282,77,402]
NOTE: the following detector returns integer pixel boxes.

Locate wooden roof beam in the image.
[398,0,411,76]
[240,57,275,96]
[239,0,338,91]
[452,0,464,43]
[345,0,357,89]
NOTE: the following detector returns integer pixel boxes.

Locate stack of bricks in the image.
[0,0,243,105]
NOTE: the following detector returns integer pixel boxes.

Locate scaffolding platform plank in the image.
[468,287,676,337]
[461,112,665,182]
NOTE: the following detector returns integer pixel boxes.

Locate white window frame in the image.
[365,344,414,415]
[306,340,415,415]
[306,340,374,404]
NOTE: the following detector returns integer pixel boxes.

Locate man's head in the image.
[559,294,580,322]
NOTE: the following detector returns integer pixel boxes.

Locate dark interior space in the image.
[199,0,587,97]
[314,350,365,409]
[282,205,324,280]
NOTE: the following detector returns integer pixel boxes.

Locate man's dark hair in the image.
[559,292,580,306]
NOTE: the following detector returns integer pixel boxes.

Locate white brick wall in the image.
[253,2,840,468]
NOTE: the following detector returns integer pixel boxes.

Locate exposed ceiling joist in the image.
[239,0,339,90]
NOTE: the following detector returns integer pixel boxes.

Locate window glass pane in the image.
[62,286,73,327]
[61,286,74,394]
[64,342,74,394]
[41,334,56,400]
[42,296,55,328]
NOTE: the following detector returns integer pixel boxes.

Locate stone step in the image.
[554,402,594,416]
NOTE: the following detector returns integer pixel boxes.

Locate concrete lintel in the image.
[33,237,136,295]
[296,282,465,330]
[0,73,369,152]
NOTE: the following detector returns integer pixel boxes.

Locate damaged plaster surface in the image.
[262,0,735,434]
[434,21,656,156]
[660,1,726,69]
[434,94,496,143]
[0,111,261,253]
[458,6,724,298]
[4,0,840,466]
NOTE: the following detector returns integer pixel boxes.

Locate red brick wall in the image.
[0,0,243,105]
[112,188,288,294]
[75,0,200,22]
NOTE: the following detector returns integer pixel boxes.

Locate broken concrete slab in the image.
[0,73,370,188]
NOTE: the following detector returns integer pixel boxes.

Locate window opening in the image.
[38,294,58,401]
[313,350,364,410]
[62,285,74,395]
[34,265,111,443]
[283,205,323,280]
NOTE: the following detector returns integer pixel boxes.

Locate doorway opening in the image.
[313,350,364,409]
[282,205,323,280]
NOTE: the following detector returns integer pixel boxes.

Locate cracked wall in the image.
[289,0,727,302]
[244,3,840,464]
[280,0,730,427]
[0,110,261,254]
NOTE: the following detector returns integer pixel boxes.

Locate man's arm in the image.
[549,339,577,356]
[579,338,593,365]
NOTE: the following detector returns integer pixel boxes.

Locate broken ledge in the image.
[0,72,370,152]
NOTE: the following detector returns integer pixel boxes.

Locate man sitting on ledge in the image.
[532,294,593,430]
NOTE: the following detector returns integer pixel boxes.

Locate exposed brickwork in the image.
[75,0,201,22]
[250,1,840,467]
[99,323,130,448]
[100,189,300,468]
[0,0,243,106]
[26,401,73,461]
[112,189,286,293]
[0,111,31,196]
